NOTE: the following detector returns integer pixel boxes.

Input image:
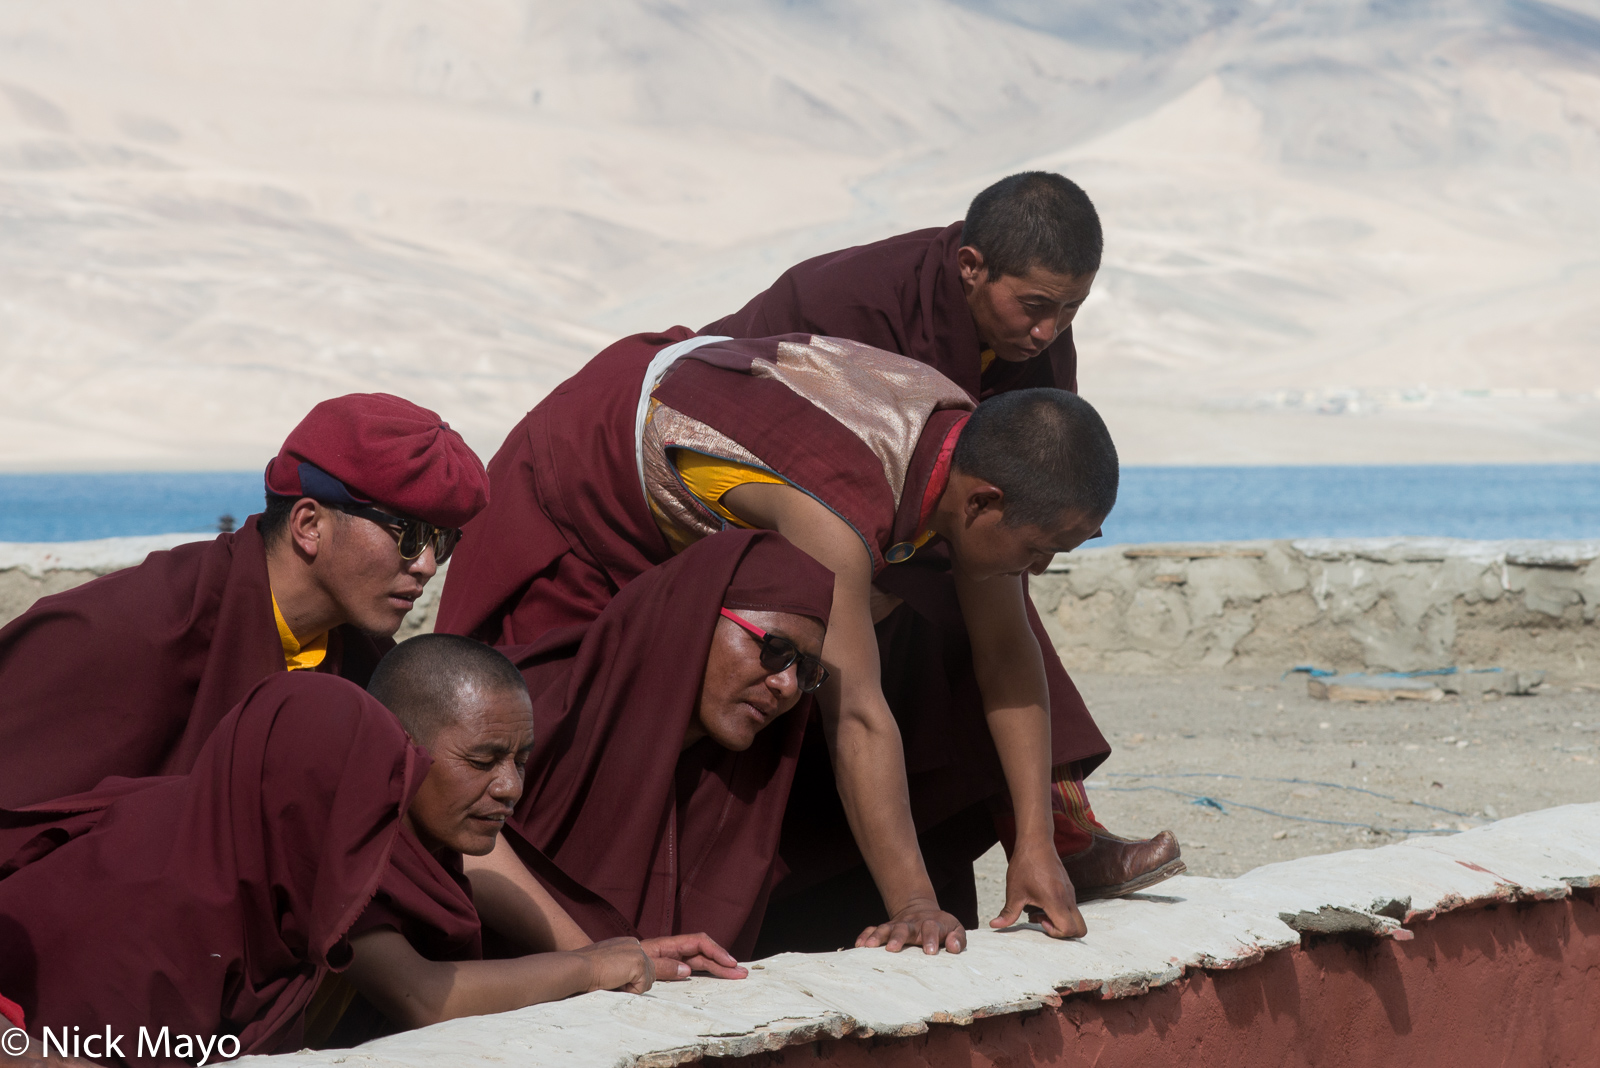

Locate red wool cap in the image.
[264,393,489,529]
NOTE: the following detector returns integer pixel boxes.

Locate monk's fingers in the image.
[989,893,1027,929]
[920,919,943,955]
[945,926,967,954]
[686,954,749,980]
[855,924,885,949]
[684,932,741,968]
[1035,897,1088,940]
[621,948,657,994]
[646,954,692,980]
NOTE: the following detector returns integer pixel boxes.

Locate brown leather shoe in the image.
[1062,830,1186,901]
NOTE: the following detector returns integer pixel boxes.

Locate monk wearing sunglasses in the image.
[0,393,489,809]
[455,530,836,968]
[441,331,1182,959]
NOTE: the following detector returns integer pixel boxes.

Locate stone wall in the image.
[0,533,447,638]
[5,535,1598,680]
[1035,537,1600,678]
[0,534,213,629]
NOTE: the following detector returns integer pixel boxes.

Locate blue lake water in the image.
[0,465,1596,544]
[0,472,266,543]
[1098,465,1600,546]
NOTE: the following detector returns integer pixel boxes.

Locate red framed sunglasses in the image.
[719,608,829,693]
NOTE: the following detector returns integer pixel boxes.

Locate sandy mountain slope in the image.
[0,0,1595,468]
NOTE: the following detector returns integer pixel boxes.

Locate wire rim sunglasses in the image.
[334,503,462,564]
[718,608,829,693]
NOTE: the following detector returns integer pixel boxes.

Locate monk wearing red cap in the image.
[439,333,1183,958]
[0,392,490,809]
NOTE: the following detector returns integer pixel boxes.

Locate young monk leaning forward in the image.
[0,666,653,1065]
[438,332,1185,957]
[466,528,837,965]
[0,393,490,809]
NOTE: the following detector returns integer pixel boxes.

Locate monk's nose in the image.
[409,546,439,580]
[488,764,520,802]
[768,666,800,701]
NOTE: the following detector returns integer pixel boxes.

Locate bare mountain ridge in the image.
[0,0,1595,468]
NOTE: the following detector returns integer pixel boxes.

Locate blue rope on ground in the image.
[1088,782,1460,835]
[1086,772,1475,834]
[1099,771,1473,818]
[1283,664,1506,679]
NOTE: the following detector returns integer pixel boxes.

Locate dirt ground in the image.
[973,670,1599,923]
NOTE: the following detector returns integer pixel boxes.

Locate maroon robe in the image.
[0,673,425,1063]
[702,221,1077,398]
[503,530,830,960]
[437,332,1109,949]
[315,830,487,1049]
[435,328,694,647]
[0,515,390,808]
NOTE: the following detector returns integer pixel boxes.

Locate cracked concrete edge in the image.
[238,803,1600,1068]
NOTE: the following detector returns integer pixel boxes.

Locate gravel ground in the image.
[973,670,1599,923]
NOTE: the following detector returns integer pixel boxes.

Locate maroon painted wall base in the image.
[720,891,1600,1067]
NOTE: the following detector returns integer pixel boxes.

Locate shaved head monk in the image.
[0,673,436,1062]
[704,170,1097,399]
[308,635,660,1047]
[438,332,1181,957]
[0,393,489,809]
[463,530,835,964]
[701,169,1172,939]
[0,668,653,1063]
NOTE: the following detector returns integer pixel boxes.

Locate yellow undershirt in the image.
[272,593,328,672]
[980,348,997,373]
[672,449,937,560]
[672,450,788,528]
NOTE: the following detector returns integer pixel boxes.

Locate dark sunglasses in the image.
[334,503,462,564]
[719,608,829,693]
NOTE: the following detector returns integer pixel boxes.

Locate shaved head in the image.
[367,633,529,746]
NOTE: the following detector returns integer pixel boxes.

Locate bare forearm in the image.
[441,954,595,1021]
[463,834,591,952]
[831,708,938,912]
[962,574,1055,847]
[378,954,594,1029]
[983,701,1054,842]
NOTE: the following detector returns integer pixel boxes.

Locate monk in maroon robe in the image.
[0,393,489,808]
[701,172,1174,936]
[703,171,1097,400]
[0,668,660,1061]
[473,530,833,961]
[304,637,660,1047]
[0,673,426,1064]
[438,331,1181,957]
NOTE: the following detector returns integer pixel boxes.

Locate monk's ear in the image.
[963,484,1004,523]
[956,245,989,288]
[287,498,324,560]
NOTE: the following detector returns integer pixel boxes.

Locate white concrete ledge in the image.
[0,533,215,579]
[242,803,1600,1068]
